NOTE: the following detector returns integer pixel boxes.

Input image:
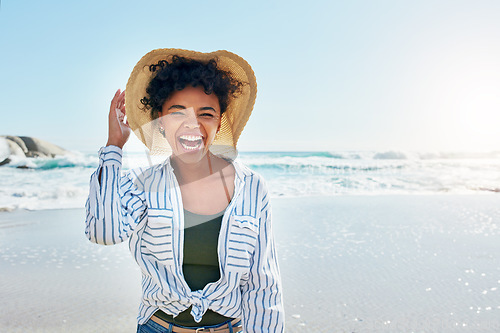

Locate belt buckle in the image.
[195,328,206,333]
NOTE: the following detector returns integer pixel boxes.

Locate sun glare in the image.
[416,43,500,152]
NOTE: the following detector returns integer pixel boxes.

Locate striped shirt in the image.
[85,145,285,332]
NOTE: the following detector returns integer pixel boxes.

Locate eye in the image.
[199,112,215,118]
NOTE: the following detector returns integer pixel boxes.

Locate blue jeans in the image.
[137,318,170,333]
[137,318,241,333]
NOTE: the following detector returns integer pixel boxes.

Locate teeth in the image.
[180,135,202,141]
[179,135,203,151]
[180,141,202,150]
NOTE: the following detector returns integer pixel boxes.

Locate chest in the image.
[179,172,235,215]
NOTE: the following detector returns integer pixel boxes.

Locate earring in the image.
[159,126,165,137]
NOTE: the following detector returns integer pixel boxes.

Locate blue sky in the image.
[1,0,499,153]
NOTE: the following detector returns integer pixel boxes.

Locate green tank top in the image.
[154,209,234,326]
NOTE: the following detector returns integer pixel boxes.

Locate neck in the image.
[170,153,212,185]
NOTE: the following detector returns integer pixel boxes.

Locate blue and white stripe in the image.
[85,145,284,332]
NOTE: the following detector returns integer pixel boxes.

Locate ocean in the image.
[1,149,499,211]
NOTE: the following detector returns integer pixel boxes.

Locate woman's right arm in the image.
[85,145,147,245]
[85,89,146,245]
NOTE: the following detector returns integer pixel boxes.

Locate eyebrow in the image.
[199,107,217,112]
[167,105,186,111]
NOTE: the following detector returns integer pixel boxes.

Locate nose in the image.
[183,108,200,129]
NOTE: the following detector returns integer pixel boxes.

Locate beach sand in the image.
[1,195,499,332]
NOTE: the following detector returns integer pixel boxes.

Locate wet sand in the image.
[1,195,500,332]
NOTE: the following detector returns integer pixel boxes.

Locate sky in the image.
[1,0,499,153]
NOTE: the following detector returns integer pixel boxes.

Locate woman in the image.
[85,49,284,333]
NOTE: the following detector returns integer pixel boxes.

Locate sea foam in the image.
[1,150,499,211]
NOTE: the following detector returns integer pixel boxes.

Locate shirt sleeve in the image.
[85,145,147,245]
[240,178,285,332]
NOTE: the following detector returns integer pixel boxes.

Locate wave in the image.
[1,149,499,211]
[245,162,407,174]
[2,149,499,171]
[3,152,98,170]
[372,150,500,160]
[241,151,349,159]
[373,151,409,160]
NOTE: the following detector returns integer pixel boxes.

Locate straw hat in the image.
[125,48,257,160]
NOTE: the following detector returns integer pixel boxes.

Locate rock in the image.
[18,136,68,158]
[6,138,26,157]
[0,136,69,166]
[5,135,28,154]
[0,137,10,165]
[0,157,9,166]
[0,139,27,165]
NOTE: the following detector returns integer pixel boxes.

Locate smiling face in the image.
[159,85,221,164]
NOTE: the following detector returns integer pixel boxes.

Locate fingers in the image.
[110,89,120,110]
[111,89,125,109]
[117,90,126,114]
[114,95,130,129]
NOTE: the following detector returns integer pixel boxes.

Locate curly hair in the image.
[140,55,244,120]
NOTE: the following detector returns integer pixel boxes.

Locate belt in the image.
[150,315,242,333]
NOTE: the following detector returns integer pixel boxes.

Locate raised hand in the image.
[106,89,131,149]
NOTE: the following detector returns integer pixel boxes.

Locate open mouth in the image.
[178,135,203,151]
